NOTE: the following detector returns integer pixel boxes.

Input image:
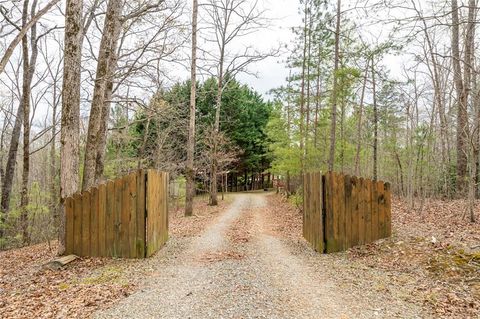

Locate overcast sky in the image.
[227,0,301,98]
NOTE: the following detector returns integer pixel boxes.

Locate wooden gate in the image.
[303,172,391,253]
[64,170,169,258]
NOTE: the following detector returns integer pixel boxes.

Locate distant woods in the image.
[268,0,479,223]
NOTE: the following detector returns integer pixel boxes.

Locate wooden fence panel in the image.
[105,180,115,257]
[135,170,146,258]
[120,175,130,257]
[146,170,169,257]
[65,170,168,258]
[65,197,74,255]
[73,193,82,256]
[98,183,107,256]
[345,175,353,248]
[162,172,169,244]
[364,178,372,244]
[313,172,323,252]
[303,172,392,254]
[81,191,91,256]
[90,187,99,257]
[324,172,333,253]
[114,178,122,257]
[303,172,323,253]
[127,173,137,258]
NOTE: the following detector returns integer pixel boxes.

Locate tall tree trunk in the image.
[94,14,122,182]
[314,44,322,149]
[452,0,469,195]
[185,0,198,217]
[50,85,58,229]
[305,6,312,155]
[211,34,226,206]
[59,0,83,254]
[299,0,308,173]
[328,0,341,172]
[20,0,40,245]
[354,58,369,176]
[372,58,378,181]
[82,0,122,191]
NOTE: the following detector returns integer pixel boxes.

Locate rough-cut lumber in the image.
[43,255,78,270]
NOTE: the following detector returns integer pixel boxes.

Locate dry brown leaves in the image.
[0,242,137,318]
[0,197,232,318]
[262,194,303,240]
[169,196,232,238]
[227,209,253,245]
[349,197,480,318]
[265,193,479,318]
[197,251,245,263]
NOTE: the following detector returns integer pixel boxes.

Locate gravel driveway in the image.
[95,193,423,319]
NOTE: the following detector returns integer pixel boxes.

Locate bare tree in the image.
[185,0,198,217]
[0,0,59,75]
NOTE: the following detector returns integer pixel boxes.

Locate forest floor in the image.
[0,192,479,318]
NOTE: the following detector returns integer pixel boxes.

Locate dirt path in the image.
[95,193,424,319]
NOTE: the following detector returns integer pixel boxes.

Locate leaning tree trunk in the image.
[82,0,122,191]
[0,104,23,238]
[94,12,122,182]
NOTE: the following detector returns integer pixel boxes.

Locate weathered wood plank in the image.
[315,172,324,252]
[365,178,373,244]
[121,175,130,257]
[105,180,115,257]
[136,170,146,258]
[90,187,99,257]
[73,194,82,256]
[325,172,337,253]
[358,178,367,246]
[372,181,379,241]
[146,170,156,257]
[114,178,123,257]
[98,183,107,256]
[338,173,347,251]
[81,191,91,256]
[344,175,353,249]
[65,197,75,255]
[128,173,137,258]
[351,176,360,247]
[163,172,169,244]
